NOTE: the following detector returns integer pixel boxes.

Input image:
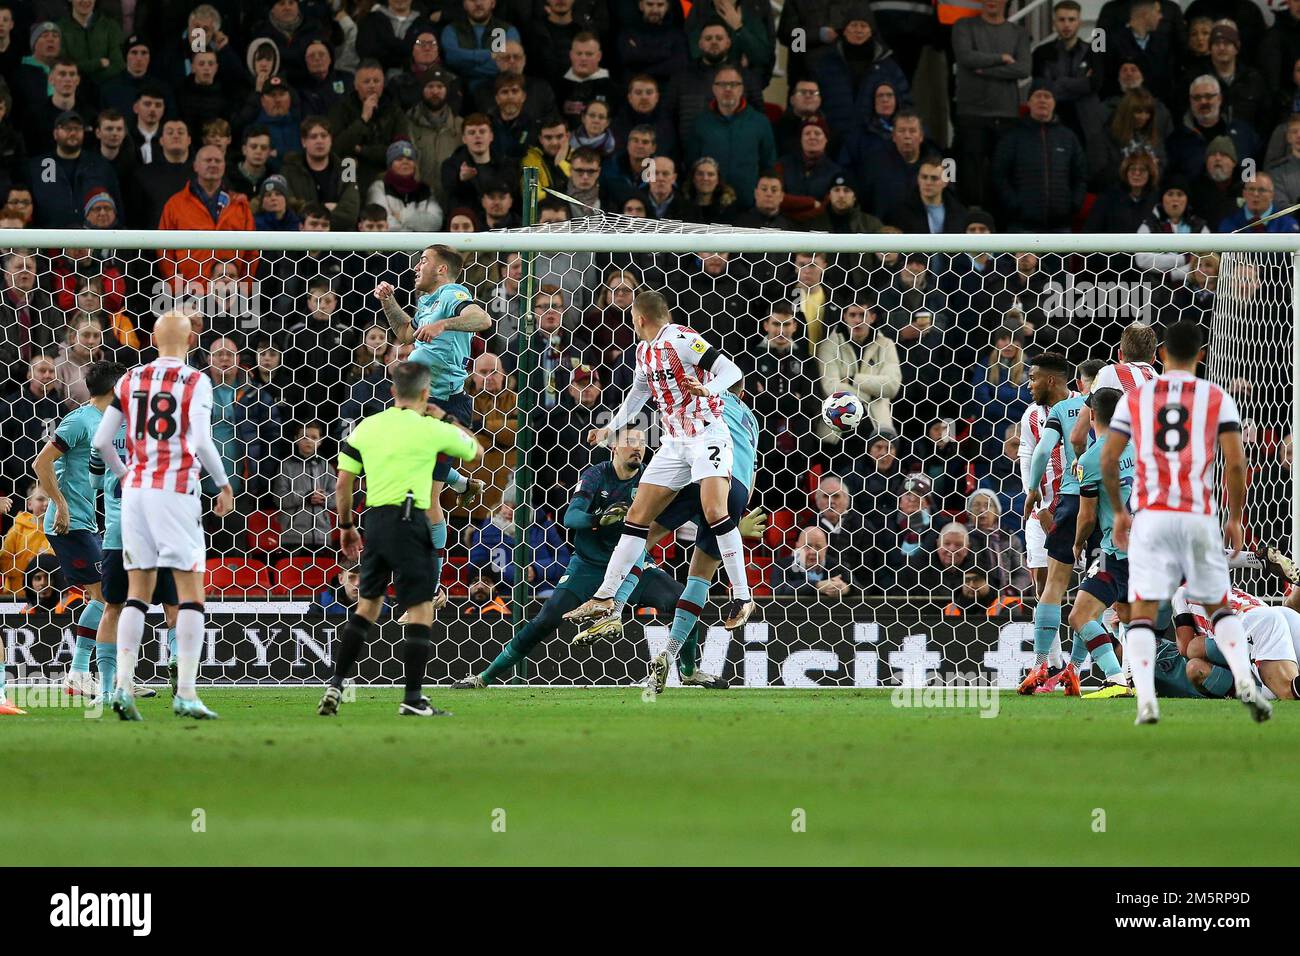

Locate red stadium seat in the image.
[244,510,282,552]
[273,557,340,596]
[205,558,271,595]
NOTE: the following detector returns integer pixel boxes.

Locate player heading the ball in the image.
[564,291,755,633]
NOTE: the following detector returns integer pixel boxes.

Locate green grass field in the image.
[4,687,1295,866]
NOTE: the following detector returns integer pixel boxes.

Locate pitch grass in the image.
[4,687,1295,866]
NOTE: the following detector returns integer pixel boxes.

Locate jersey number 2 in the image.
[133,390,179,441]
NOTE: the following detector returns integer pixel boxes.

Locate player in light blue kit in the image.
[374,244,492,605]
[32,362,121,700]
[582,379,764,694]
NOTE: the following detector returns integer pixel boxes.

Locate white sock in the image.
[1048,634,1064,669]
[115,602,145,694]
[1127,624,1157,708]
[714,526,751,601]
[176,607,204,700]
[1116,623,1129,683]
[596,528,647,599]
[1209,611,1254,687]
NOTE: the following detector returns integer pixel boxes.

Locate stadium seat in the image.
[272,557,340,596]
[205,559,272,595]
[244,510,282,552]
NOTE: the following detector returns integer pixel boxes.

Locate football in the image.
[821,391,864,432]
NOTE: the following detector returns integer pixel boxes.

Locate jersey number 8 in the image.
[1156,404,1190,453]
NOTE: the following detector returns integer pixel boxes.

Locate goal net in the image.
[0,223,1294,689]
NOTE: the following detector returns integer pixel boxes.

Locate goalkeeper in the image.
[452,429,743,689]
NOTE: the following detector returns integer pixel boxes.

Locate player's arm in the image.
[432,418,482,461]
[377,286,415,345]
[681,337,743,398]
[336,436,364,560]
[596,369,652,444]
[1219,426,1247,557]
[1023,426,1062,518]
[413,302,494,342]
[32,440,68,534]
[1069,405,1093,458]
[1074,484,1098,563]
[1099,428,1130,549]
[91,403,129,479]
[188,385,234,516]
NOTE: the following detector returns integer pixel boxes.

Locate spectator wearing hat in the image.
[235,74,302,172]
[442,0,523,92]
[157,145,256,286]
[356,0,430,72]
[774,117,843,224]
[82,188,118,229]
[809,9,909,140]
[253,174,303,231]
[14,22,62,115]
[368,138,443,231]
[1186,0,1267,62]
[248,0,332,88]
[1102,0,1173,103]
[1188,134,1243,226]
[1166,74,1260,180]
[1204,21,1269,131]
[684,63,775,210]
[1217,168,1300,231]
[27,110,120,228]
[1085,148,1161,233]
[280,116,362,232]
[1135,177,1212,284]
[888,154,970,234]
[991,84,1086,232]
[806,175,884,234]
[407,66,464,205]
[328,59,412,195]
[98,34,165,117]
[478,179,520,228]
[58,0,124,86]
[952,0,1030,211]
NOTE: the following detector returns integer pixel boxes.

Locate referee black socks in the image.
[402,624,433,703]
[331,615,373,689]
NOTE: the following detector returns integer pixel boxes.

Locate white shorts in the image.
[1127,510,1229,604]
[1279,605,1300,662]
[1243,607,1298,665]
[1024,515,1047,569]
[121,487,206,572]
[641,423,732,491]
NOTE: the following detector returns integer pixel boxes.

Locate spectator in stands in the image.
[875,477,935,576]
[328,59,411,195]
[970,328,1030,453]
[772,78,831,158]
[875,252,950,342]
[487,73,532,161]
[1268,112,1300,205]
[284,279,353,420]
[507,284,589,401]
[180,48,239,138]
[804,473,865,582]
[368,138,443,230]
[772,526,851,599]
[896,521,987,594]
[966,487,1029,593]
[472,40,558,120]
[157,144,257,287]
[1218,169,1300,231]
[639,154,688,220]
[844,108,927,220]
[273,420,337,554]
[1103,0,1173,103]
[127,82,167,167]
[531,196,599,310]
[518,114,571,193]
[92,108,136,192]
[809,7,909,138]
[603,124,655,194]
[1206,21,1269,132]
[1167,74,1261,180]
[582,268,638,390]
[978,421,1025,532]
[778,0,859,84]
[745,302,819,478]
[242,343,291,471]
[254,174,302,231]
[1189,135,1244,228]
[57,0,123,84]
[685,65,776,211]
[889,155,969,234]
[0,253,60,384]
[54,314,106,406]
[129,117,192,229]
[466,496,570,597]
[298,38,353,117]
[0,356,65,496]
[1086,149,1161,233]
[685,0,775,86]
[206,337,251,497]
[774,118,842,225]
[442,0,522,92]
[486,251,524,341]
[1033,1,1104,149]
[992,85,1086,233]
[1,484,49,596]
[613,74,677,159]
[807,174,883,234]
[564,146,618,214]
[672,251,751,348]
[339,325,394,433]
[525,0,601,91]
[912,418,966,513]
[530,363,605,518]
[98,33,157,116]
[680,156,738,223]
[317,565,360,616]
[556,32,617,125]
[1095,88,1168,188]
[952,0,1030,211]
[816,294,900,441]
[24,57,97,152]
[851,430,905,530]
[466,351,516,516]
[22,554,62,612]
[280,116,361,231]
[73,275,137,353]
[228,124,275,198]
[14,22,63,116]
[733,172,795,230]
[1136,178,1213,283]
[405,67,463,206]
[2,184,32,226]
[356,0,428,71]
[619,0,689,87]
[27,111,119,228]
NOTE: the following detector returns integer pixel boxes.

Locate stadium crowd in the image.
[0,0,1294,610]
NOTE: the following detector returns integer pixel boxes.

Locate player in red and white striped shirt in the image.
[92,311,234,721]
[564,291,753,671]
[1172,586,1300,702]
[1102,320,1268,724]
[1069,321,1159,457]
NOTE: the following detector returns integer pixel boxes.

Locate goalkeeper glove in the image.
[738,507,768,539]
[599,505,628,527]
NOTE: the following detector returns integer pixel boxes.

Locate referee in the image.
[318,362,480,718]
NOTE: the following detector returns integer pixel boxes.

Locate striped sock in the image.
[667,576,709,672]
[166,627,177,660]
[611,552,646,616]
[1081,620,1122,678]
[1033,602,1061,667]
[72,600,104,673]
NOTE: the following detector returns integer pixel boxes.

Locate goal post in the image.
[0,226,1296,689]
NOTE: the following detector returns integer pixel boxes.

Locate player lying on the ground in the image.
[563,291,755,633]
[1173,585,1300,702]
[573,379,762,696]
[375,244,489,608]
[451,429,726,690]
[1020,355,1104,695]
[319,361,481,718]
[91,312,236,721]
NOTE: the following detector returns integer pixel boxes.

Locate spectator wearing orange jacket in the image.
[0,486,47,597]
[157,145,257,288]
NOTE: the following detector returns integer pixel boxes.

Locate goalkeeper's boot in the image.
[458,478,486,510]
[1082,678,1135,699]
[134,683,158,699]
[564,597,615,626]
[63,670,96,698]
[112,688,143,722]
[398,696,452,717]
[1018,662,1050,695]
[721,598,755,632]
[0,696,27,716]
[317,685,343,716]
[168,657,178,695]
[1259,544,1300,586]
[680,669,728,689]
[645,651,670,696]
[451,674,486,689]
[1135,699,1160,725]
[173,696,219,720]
[1237,677,1273,724]
[572,613,623,646]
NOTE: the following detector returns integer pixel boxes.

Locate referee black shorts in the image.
[359,506,436,608]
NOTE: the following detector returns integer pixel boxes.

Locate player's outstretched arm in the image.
[375,282,415,344]
[32,442,69,534]
[596,370,652,443]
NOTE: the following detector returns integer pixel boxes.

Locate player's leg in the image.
[1068,566,1125,686]
[320,514,392,714]
[1256,660,1300,700]
[1124,511,1187,724]
[462,587,584,687]
[1183,658,1230,698]
[395,598,442,715]
[168,569,220,719]
[51,532,106,697]
[424,492,449,608]
[110,568,156,720]
[673,549,724,687]
[698,473,753,630]
[1024,518,1049,600]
